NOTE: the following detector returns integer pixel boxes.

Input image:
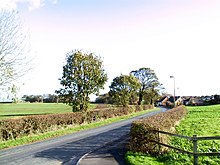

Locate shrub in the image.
[129,105,187,154]
[0,112,84,140]
[0,105,153,141]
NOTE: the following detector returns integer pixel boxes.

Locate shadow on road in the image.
[34,124,131,164]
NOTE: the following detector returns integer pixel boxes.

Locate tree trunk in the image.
[150,98,153,105]
[138,93,143,105]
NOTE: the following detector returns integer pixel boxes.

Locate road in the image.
[0,107,167,165]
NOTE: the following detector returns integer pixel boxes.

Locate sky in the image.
[1,0,220,99]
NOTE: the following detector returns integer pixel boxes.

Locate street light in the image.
[170,76,175,107]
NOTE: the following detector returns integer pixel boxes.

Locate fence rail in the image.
[151,130,220,165]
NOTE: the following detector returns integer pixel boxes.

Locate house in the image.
[188,97,204,106]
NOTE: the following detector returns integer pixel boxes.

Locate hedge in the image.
[0,105,153,141]
[129,105,187,154]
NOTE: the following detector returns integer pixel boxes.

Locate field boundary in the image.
[150,130,220,165]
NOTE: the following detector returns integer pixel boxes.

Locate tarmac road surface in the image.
[0,107,168,165]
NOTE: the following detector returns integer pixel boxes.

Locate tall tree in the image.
[130,67,162,105]
[109,75,141,106]
[0,10,30,89]
[56,50,107,112]
[143,84,161,105]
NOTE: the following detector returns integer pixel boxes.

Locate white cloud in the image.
[0,0,18,10]
[28,0,45,11]
[49,0,58,5]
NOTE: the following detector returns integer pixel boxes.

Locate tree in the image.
[143,85,160,105]
[130,67,162,105]
[43,94,59,103]
[10,84,20,103]
[0,10,30,89]
[56,50,107,112]
[109,75,141,106]
[22,94,43,103]
[95,93,113,104]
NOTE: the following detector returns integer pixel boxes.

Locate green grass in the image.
[126,105,220,165]
[178,105,220,136]
[0,103,97,119]
[0,105,158,149]
[125,151,164,165]
[167,105,220,165]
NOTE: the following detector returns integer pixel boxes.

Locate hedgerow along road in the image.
[0,107,168,165]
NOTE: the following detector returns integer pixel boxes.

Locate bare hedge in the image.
[0,105,153,141]
[129,105,187,154]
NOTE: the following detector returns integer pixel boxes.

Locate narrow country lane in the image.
[0,107,168,165]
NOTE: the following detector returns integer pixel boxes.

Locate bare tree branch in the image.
[0,9,32,88]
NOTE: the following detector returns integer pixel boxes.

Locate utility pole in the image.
[170,76,175,107]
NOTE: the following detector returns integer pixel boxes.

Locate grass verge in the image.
[125,151,164,165]
[0,108,158,150]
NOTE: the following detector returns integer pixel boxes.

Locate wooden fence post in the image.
[193,135,198,165]
[157,130,160,153]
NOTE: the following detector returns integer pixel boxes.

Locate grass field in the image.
[126,105,220,165]
[168,105,220,165]
[0,103,96,120]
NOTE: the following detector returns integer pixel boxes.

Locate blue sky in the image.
[1,0,220,99]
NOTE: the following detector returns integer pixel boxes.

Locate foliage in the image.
[0,112,84,140]
[0,105,153,141]
[95,93,113,104]
[0,105,155,149]
[143,87,160,105]
[42,94,59,103]
[109,74,141,106]
[129,106,187,154]
[22,95,43,103]
[130,67,162,105]
[56,50,107,112]
[211,94,220,104]
[22,94,59,103]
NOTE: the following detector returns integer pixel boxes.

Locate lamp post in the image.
[170,76,175,107]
